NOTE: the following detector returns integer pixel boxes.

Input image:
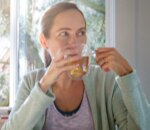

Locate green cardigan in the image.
[2,67,150,130]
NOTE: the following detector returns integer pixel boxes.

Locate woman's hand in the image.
[96,47,133,76]
[39,44,81,93]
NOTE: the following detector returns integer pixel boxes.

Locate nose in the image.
[68,36,79,45]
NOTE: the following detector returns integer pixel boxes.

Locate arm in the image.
[1,75,55,130]
[112,71,150,130]
[2,44,82,130]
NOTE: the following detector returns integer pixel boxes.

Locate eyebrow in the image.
[57,27,86,32]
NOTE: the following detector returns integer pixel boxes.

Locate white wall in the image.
[135,0,150,101]
[115,0,150,101]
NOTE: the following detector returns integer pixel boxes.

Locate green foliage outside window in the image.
[0,0,10,106]
[0,0,10,37]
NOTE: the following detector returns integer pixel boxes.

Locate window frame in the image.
[106,0,116,47]
[9,0,18,108]
[0,0,18,112]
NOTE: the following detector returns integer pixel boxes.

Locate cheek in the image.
[80,35,86,43]
[46,40,63,58]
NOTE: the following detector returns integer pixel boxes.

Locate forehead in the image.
[52,9,86,30]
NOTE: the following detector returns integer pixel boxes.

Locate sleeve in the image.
[112,70,150,130]
[1,75,55,130]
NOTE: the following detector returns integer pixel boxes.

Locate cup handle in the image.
[90,50,99,67]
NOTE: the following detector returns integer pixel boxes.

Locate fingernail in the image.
[104,68,110,72]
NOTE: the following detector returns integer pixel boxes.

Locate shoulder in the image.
[24,68,46,79]
[28,67,45,75]
[19,68,46,90]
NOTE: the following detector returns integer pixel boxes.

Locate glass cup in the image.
[67,43,90,80]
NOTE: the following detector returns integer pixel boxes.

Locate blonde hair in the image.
[40,2,86,67]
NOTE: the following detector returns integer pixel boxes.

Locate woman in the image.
[2,2,149,130]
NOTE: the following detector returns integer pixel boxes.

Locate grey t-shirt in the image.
[43,91,94,130]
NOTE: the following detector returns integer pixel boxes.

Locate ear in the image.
[39,33,48,49]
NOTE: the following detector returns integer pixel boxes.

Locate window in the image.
[0,0,10,107]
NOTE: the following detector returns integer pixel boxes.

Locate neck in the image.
[54,73,82,89]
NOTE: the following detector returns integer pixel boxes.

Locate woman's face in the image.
[45,9,86,58]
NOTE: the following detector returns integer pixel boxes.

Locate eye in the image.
[59,31,68,37]
[57,31,70,42]
[78,31,85,37]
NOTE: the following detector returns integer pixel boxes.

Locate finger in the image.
[55,55,82,68]
[97,54,115,69]
[100,59,126,74]
[44,65,76,85]
[59,64,77,74]
[96,48,116,60]
[96,47,115,53]
[96,57,105,66]
[96,51,113,62]
[100,61,111,72]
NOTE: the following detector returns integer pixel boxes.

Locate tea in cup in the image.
[67,44,90,80]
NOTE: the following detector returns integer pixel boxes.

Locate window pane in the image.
[18,0,105,78]
[0,0,10,107]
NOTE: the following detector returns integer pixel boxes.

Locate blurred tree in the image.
[0,0,10,106]
[0,73,9,106]
[0,0,10,37]
[80,0,105,14]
